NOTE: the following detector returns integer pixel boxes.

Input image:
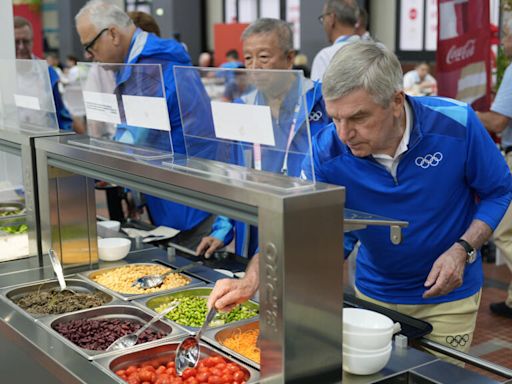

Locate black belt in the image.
[505,146,512,155]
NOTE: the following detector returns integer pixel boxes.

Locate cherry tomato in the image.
[126,366,138,375]
[220,373,233,382]
[196,372,209,383]
[207,376,222,384]
[166,367,176,376]
[139,369,156,382]
[155,375,172,384]
[210,357,225,365]
[127,373,141,384]
[185,378,199,384]
[203,358,216,368]
[182,368,197,379]
[209,368,222,377]
[233,371,246,381]
[166,361,176,369]
[225,364,239,373]
[214,363,226,371]
[156,365,167,375]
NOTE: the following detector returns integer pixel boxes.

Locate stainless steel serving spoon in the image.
[131,261,203,289]
[106,301,180,352]
[175,307,217,376]
[48,249,77,295]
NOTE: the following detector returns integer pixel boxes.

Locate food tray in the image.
[1,277,116,320]
[93,340,260,383]
[137,286,259,332]
[344,293,433,340]
[38,304,187,360]
[79,263,205,301]
[203,319,260,369]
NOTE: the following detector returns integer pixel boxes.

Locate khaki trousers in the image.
[355,288,481,355]
[492,151,512,307]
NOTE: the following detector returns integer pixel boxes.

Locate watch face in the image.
[467,250,476,263]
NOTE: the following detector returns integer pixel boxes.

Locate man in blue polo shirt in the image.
[209,41,512,353]
[75,1,212,247]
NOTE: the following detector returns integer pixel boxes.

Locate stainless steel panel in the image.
[3,277,114,319]
[139,286,259,332]
[79,263,204,301]
[203,319,260,369]
[93,341,260,383]
[38,304,186,361]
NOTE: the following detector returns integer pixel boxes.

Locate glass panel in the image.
[71,62,173,160]
[0,151,29,262]
[174,66,316,190]
[0,59,59,133]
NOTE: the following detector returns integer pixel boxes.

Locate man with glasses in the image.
[75,0,213,248]
[311,0,360,81]
[14,16,73,131]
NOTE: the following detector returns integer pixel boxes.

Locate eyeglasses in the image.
[83,28,109,54]
[15,38,32,47]
[318,13,331,24]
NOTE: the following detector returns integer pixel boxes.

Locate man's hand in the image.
[207,275,259,312]
[195,236,224,258]
[423,243,467,298]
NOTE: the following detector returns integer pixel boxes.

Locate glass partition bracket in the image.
[344,208,409,245]
[35,135,345,382]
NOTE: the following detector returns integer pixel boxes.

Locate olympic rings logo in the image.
[415,152,443,168]
[309,110,323,121]
[446,334,469,348]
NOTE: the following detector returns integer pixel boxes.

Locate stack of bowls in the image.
[343,308,398,375]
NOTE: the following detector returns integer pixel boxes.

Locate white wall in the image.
[370,0,396,51]
[207,0,223,51]
[0,0,15,60]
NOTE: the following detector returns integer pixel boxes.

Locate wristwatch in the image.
[456,239,477,264]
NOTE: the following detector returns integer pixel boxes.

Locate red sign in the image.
[409,8,417,20]
[436,0,491,110]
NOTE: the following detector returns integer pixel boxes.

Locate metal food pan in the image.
[93,340,260,383]
[1,278,115,320]
[0,201,26,225]
[38,304,187,360]
[202,319,260,369]
[79,263,204,301]
[138,286,259,332]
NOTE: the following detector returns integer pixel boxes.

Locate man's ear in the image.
[110,27,120,46]
[286,50,296,69]
[392,91,405,118]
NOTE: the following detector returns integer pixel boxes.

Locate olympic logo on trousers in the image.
[309,110,323,121]
[415,152,443,168]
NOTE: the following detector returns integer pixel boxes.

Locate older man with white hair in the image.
[75,0,213,247]
[208,41,512,354]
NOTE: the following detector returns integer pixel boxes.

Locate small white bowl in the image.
[98,237,131,261]
[343,308,394,334]
[343,345,392,375]
[97,220,121,232]
[343,328,393,350]
[343,341,392,355]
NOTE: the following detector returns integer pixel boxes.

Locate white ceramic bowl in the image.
[343,328,393,350]
[97,220,121,232]
[342,345,392,375]
[343,308,394,334]
[98,237,131,261]
[343,340,392,355]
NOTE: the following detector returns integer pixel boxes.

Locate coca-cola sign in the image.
[446,39,476,64]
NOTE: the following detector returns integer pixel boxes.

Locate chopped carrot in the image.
[222,328,260,363]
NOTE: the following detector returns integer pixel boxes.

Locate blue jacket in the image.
[116,29,210,230]
[211,79,331,257]
[305,95,512,304]
[48,66,73,131]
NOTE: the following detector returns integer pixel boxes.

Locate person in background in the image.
[196,18,331,259]
[220,49,243,69]
[208,41,512,356]
[293,52,310,78]
[61,55,80,86]
[477,18,512,318]
[45,52,63,78]
[127,11,160,37]
[14,16,74,132]
[355,7,372,41]
[403,62,437,96]
[311,0,360,81]
[198,51,214,67]
[75,0,213,248]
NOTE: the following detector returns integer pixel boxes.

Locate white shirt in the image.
[403,70,437,96]
[373,100,412,178]
[310,34,360,81]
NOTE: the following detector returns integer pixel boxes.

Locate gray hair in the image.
[75,0,133,31]
[322,41,403,107]
[241,18,293,54]
[325,0,359,28]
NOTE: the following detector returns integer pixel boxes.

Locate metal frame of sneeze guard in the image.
[0,59,59,134]
[34,135,345,382]
[69,62,174,161]
[173,66,316,191]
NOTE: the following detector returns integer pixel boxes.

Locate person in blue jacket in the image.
[14,16,73,131]
[196,18,331,258]
[75,1,212,247]
[208,41,512,354]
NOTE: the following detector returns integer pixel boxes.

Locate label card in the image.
[122,95,171,131]
[83,91,121,124]
[14,94,40,110]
